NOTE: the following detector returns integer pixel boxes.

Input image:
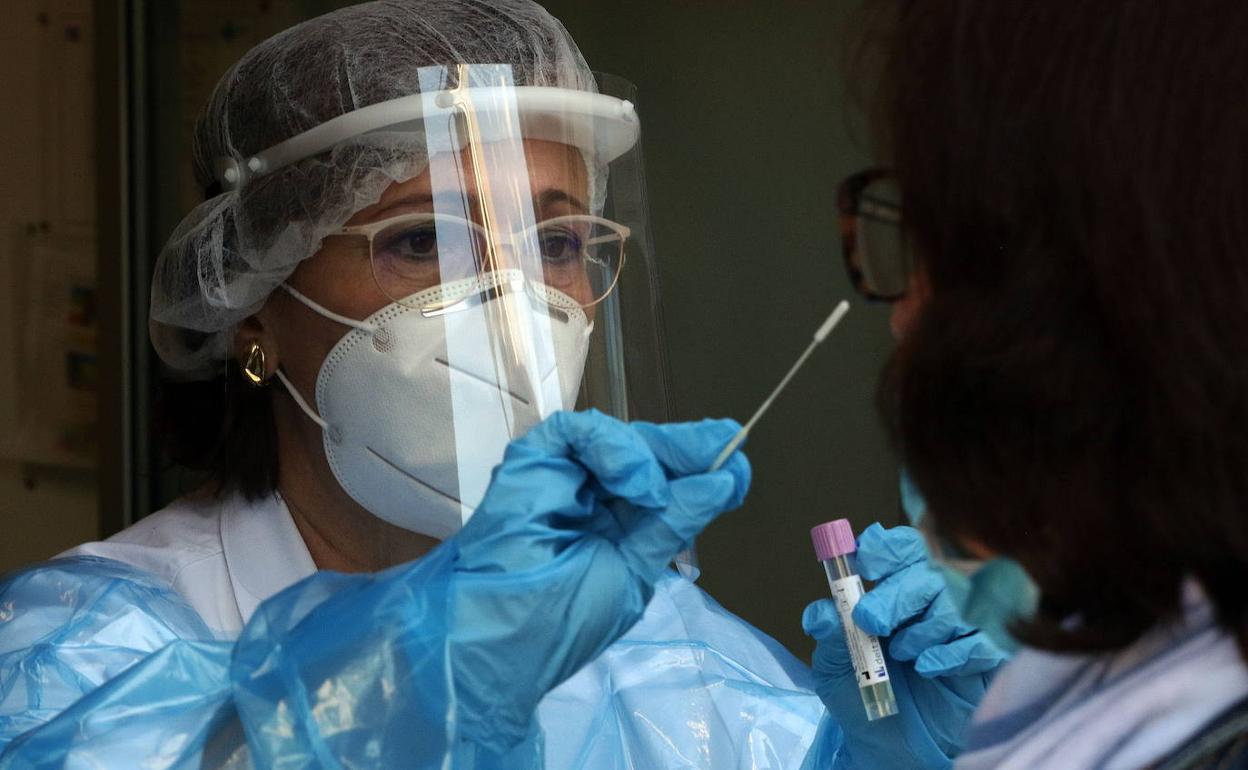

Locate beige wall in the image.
[0,0,100,572]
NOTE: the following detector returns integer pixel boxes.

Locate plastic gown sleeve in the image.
[0,412,753,768]
[0,550,540,769]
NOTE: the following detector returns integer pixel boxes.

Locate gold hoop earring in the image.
[242,341,268,386]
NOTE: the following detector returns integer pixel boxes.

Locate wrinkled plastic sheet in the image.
[0,554,832,768]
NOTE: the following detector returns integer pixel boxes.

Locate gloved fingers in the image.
[803,600,855,673]
[510,410,670,510]
[802,599,842,641]
[914,633,1008,678]
[888,591,964,661]
[854,524,930,581]
[601,429,748,514]
[852,561,945,637]
[463,451,591,544]
[630,419,747,478]
[615,471,741,580]
[586,497,645,542]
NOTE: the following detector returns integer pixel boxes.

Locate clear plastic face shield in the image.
[225,64,675,549]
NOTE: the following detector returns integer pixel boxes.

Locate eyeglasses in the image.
[838,167,912,302]
[336,212,631,311]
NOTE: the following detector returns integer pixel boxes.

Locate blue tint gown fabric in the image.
[0,492,830,768]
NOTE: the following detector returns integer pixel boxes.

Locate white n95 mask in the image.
[276,271,592,539]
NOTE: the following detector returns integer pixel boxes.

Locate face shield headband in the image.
[213,66,640,194]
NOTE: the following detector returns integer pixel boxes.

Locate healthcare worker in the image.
[0,1,1005,767]
[0,1,814,766]
[805,0,1248,768]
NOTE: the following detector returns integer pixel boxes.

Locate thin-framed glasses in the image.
[838,167,912,302]
[336,212,631,311]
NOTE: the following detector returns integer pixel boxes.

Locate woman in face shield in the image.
[0,1,831,767]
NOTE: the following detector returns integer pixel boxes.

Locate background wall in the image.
[0,0,100,572]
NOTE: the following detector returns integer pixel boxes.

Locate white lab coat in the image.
[60,491,826,768]
[64,491,316,636]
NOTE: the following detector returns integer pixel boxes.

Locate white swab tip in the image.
[814,300,851,343]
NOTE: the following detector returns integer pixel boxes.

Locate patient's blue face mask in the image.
[897,467,1037,653]
[900,468,929,528]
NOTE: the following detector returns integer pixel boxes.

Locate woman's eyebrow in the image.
[366,189,587,222]
[537,189,588,214]
[362,194,436,223]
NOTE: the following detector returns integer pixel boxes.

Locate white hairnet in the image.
[150,0,598,379]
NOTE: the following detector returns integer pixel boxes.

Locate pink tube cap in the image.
[811,519,856,561]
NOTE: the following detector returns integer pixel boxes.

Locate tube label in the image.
[830,574,891,689]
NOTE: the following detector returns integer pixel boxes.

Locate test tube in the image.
[811,519,899,721]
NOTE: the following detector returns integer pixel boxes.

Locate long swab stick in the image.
[708,300,851,472]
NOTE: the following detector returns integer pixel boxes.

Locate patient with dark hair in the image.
[805,1,1248,768]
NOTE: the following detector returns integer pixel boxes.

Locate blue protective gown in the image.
[0,491,832,768]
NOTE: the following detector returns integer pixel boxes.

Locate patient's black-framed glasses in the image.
[838,167,911,303]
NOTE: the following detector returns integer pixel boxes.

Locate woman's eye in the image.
[539,229,584,263]
[380,225,439,261]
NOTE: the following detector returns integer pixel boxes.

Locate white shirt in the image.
[63,492,316,635]
[956,583,1248,770]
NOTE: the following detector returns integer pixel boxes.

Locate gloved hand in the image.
[803,524,1007,770]
[449,409,751,753]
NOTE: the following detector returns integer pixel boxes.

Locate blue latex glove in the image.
[449,409,751,753]
[803,524,1007,770]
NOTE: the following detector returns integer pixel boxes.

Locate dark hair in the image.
[866,1,1248,657]
[155,363,279,501]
